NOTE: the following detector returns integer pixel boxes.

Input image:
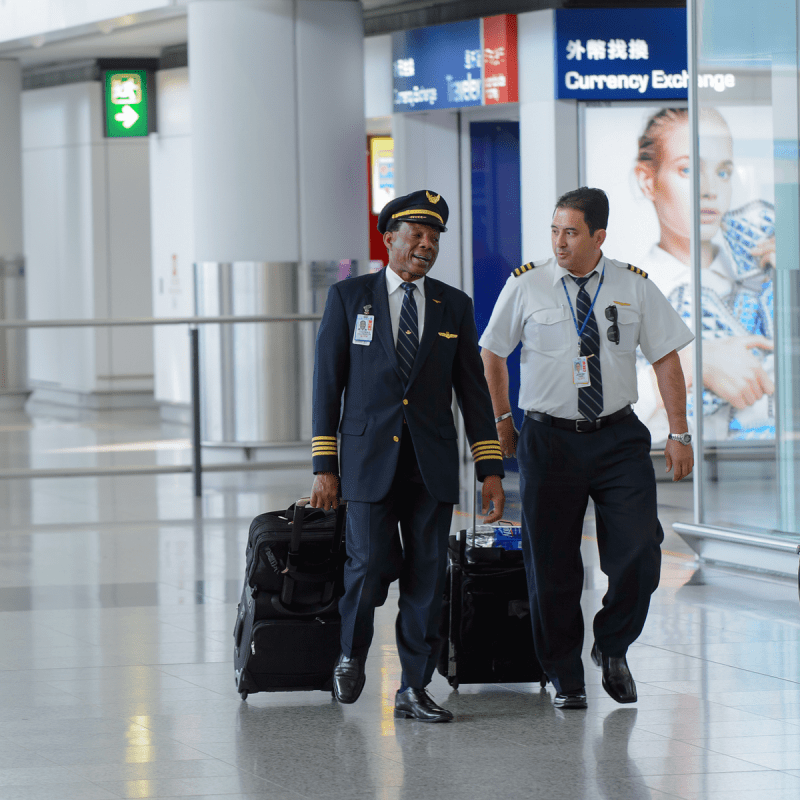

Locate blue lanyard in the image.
[561,266,605,341]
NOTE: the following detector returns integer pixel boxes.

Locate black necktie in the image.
[572,275,603,421]
[396,282,419,385]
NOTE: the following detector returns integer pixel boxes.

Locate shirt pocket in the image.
[525,306,571,353]
[615,308,640,353]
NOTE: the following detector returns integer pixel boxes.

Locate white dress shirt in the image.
[385,266,426,344]
[479,255,694,419]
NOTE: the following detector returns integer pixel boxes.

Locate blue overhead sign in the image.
[555,8,688,101]
[392,19,482,111]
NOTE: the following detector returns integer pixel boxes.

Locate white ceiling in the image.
[0,12,188,67]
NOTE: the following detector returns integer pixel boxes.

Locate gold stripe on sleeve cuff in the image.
[472,447,503,458]
[474,454,504,463]
[471,439,501,451]
[312,435,337,441]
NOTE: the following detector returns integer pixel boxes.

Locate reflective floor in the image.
[0,408,798,800]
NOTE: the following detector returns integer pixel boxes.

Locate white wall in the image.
[22,81,153,401]
[149,66,193,406]
[364,34,392,120]
[392,110,462,290]
[518,9,579,261]
[296,0,368,263]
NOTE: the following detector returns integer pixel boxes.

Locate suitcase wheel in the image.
[540,677,548,688]
[240,691,248,701]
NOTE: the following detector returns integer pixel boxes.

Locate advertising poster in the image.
[584,103,775,444]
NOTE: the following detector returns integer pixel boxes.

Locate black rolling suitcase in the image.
[437,525,548,689]
[233,499,346,699]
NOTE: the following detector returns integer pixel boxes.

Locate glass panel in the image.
[694,0,800,534]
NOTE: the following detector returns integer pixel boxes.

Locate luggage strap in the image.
[282,499,346,607]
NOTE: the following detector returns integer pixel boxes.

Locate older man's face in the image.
[384,222,440,282]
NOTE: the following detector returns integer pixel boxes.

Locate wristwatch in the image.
[668,432,692,445]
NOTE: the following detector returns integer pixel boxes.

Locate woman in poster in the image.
[632,107,775,442]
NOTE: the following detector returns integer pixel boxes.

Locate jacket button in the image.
[393,436,399,442]
[403,399,408,405]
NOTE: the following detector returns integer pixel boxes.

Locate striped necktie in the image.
[572,275,603,421]
[396,282,419,385]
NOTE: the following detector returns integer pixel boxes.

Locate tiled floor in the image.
[0,407,798,799]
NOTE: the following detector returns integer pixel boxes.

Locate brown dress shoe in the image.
[592,643,637,704]
[332,653,366,704]
[394,688,453,722]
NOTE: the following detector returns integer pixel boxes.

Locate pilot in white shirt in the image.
[480,188,694,711]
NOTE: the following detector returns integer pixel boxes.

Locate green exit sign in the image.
[104,69,153,138]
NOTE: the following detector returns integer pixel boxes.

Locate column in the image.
[0,59,27,409]
[517,10,578,259]
[187,0,368,445]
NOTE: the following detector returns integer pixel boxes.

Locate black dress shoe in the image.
[394,687,453,722]
[553,689,587,709]
[332,653,366,704]
[591,643,637,704]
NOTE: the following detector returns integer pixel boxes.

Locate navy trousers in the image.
[517,412,663,694]
[339,428,454,688]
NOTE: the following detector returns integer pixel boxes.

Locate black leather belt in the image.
[525,405,632,433]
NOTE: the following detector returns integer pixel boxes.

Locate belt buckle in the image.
[575,418,594,433]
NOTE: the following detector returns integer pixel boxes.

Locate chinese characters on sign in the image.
[392,14,518,112]
[566,38,650,61]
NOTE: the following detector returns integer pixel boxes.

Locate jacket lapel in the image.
[406,279,445,388]
[370,270,404,382]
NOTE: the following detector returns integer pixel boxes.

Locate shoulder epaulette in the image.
[626,264,648,279]
[513,262,538,278]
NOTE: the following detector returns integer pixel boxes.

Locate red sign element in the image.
[482,14,518,105]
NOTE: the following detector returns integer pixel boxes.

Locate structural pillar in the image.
[0,59,28,409]
[518,10,578,259]
[187,0,368,445]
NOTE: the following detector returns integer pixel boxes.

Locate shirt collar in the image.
[551,254,605,286]
[385,265,426,299]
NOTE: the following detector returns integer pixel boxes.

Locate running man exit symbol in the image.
[104,69,152,137]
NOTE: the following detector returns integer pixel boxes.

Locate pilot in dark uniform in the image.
[310,190,505,722]
[481,188,694,710]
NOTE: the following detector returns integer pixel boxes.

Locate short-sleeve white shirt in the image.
[478,255,694,419]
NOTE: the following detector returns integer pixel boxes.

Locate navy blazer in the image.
[312,269,503,504]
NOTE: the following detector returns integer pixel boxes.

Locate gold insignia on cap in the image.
[392,209,444,225]
[426,191,441,204]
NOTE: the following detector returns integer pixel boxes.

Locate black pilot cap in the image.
[377,190,449,234]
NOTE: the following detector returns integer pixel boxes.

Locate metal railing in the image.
[0,313,323,496]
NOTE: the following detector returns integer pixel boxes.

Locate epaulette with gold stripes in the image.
[312,435,338,457]
[512,262,538,278]
[470,439,503,464]
[626,264,648,279]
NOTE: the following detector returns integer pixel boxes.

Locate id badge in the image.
[353,314,374,345]
[572,356,591,387]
